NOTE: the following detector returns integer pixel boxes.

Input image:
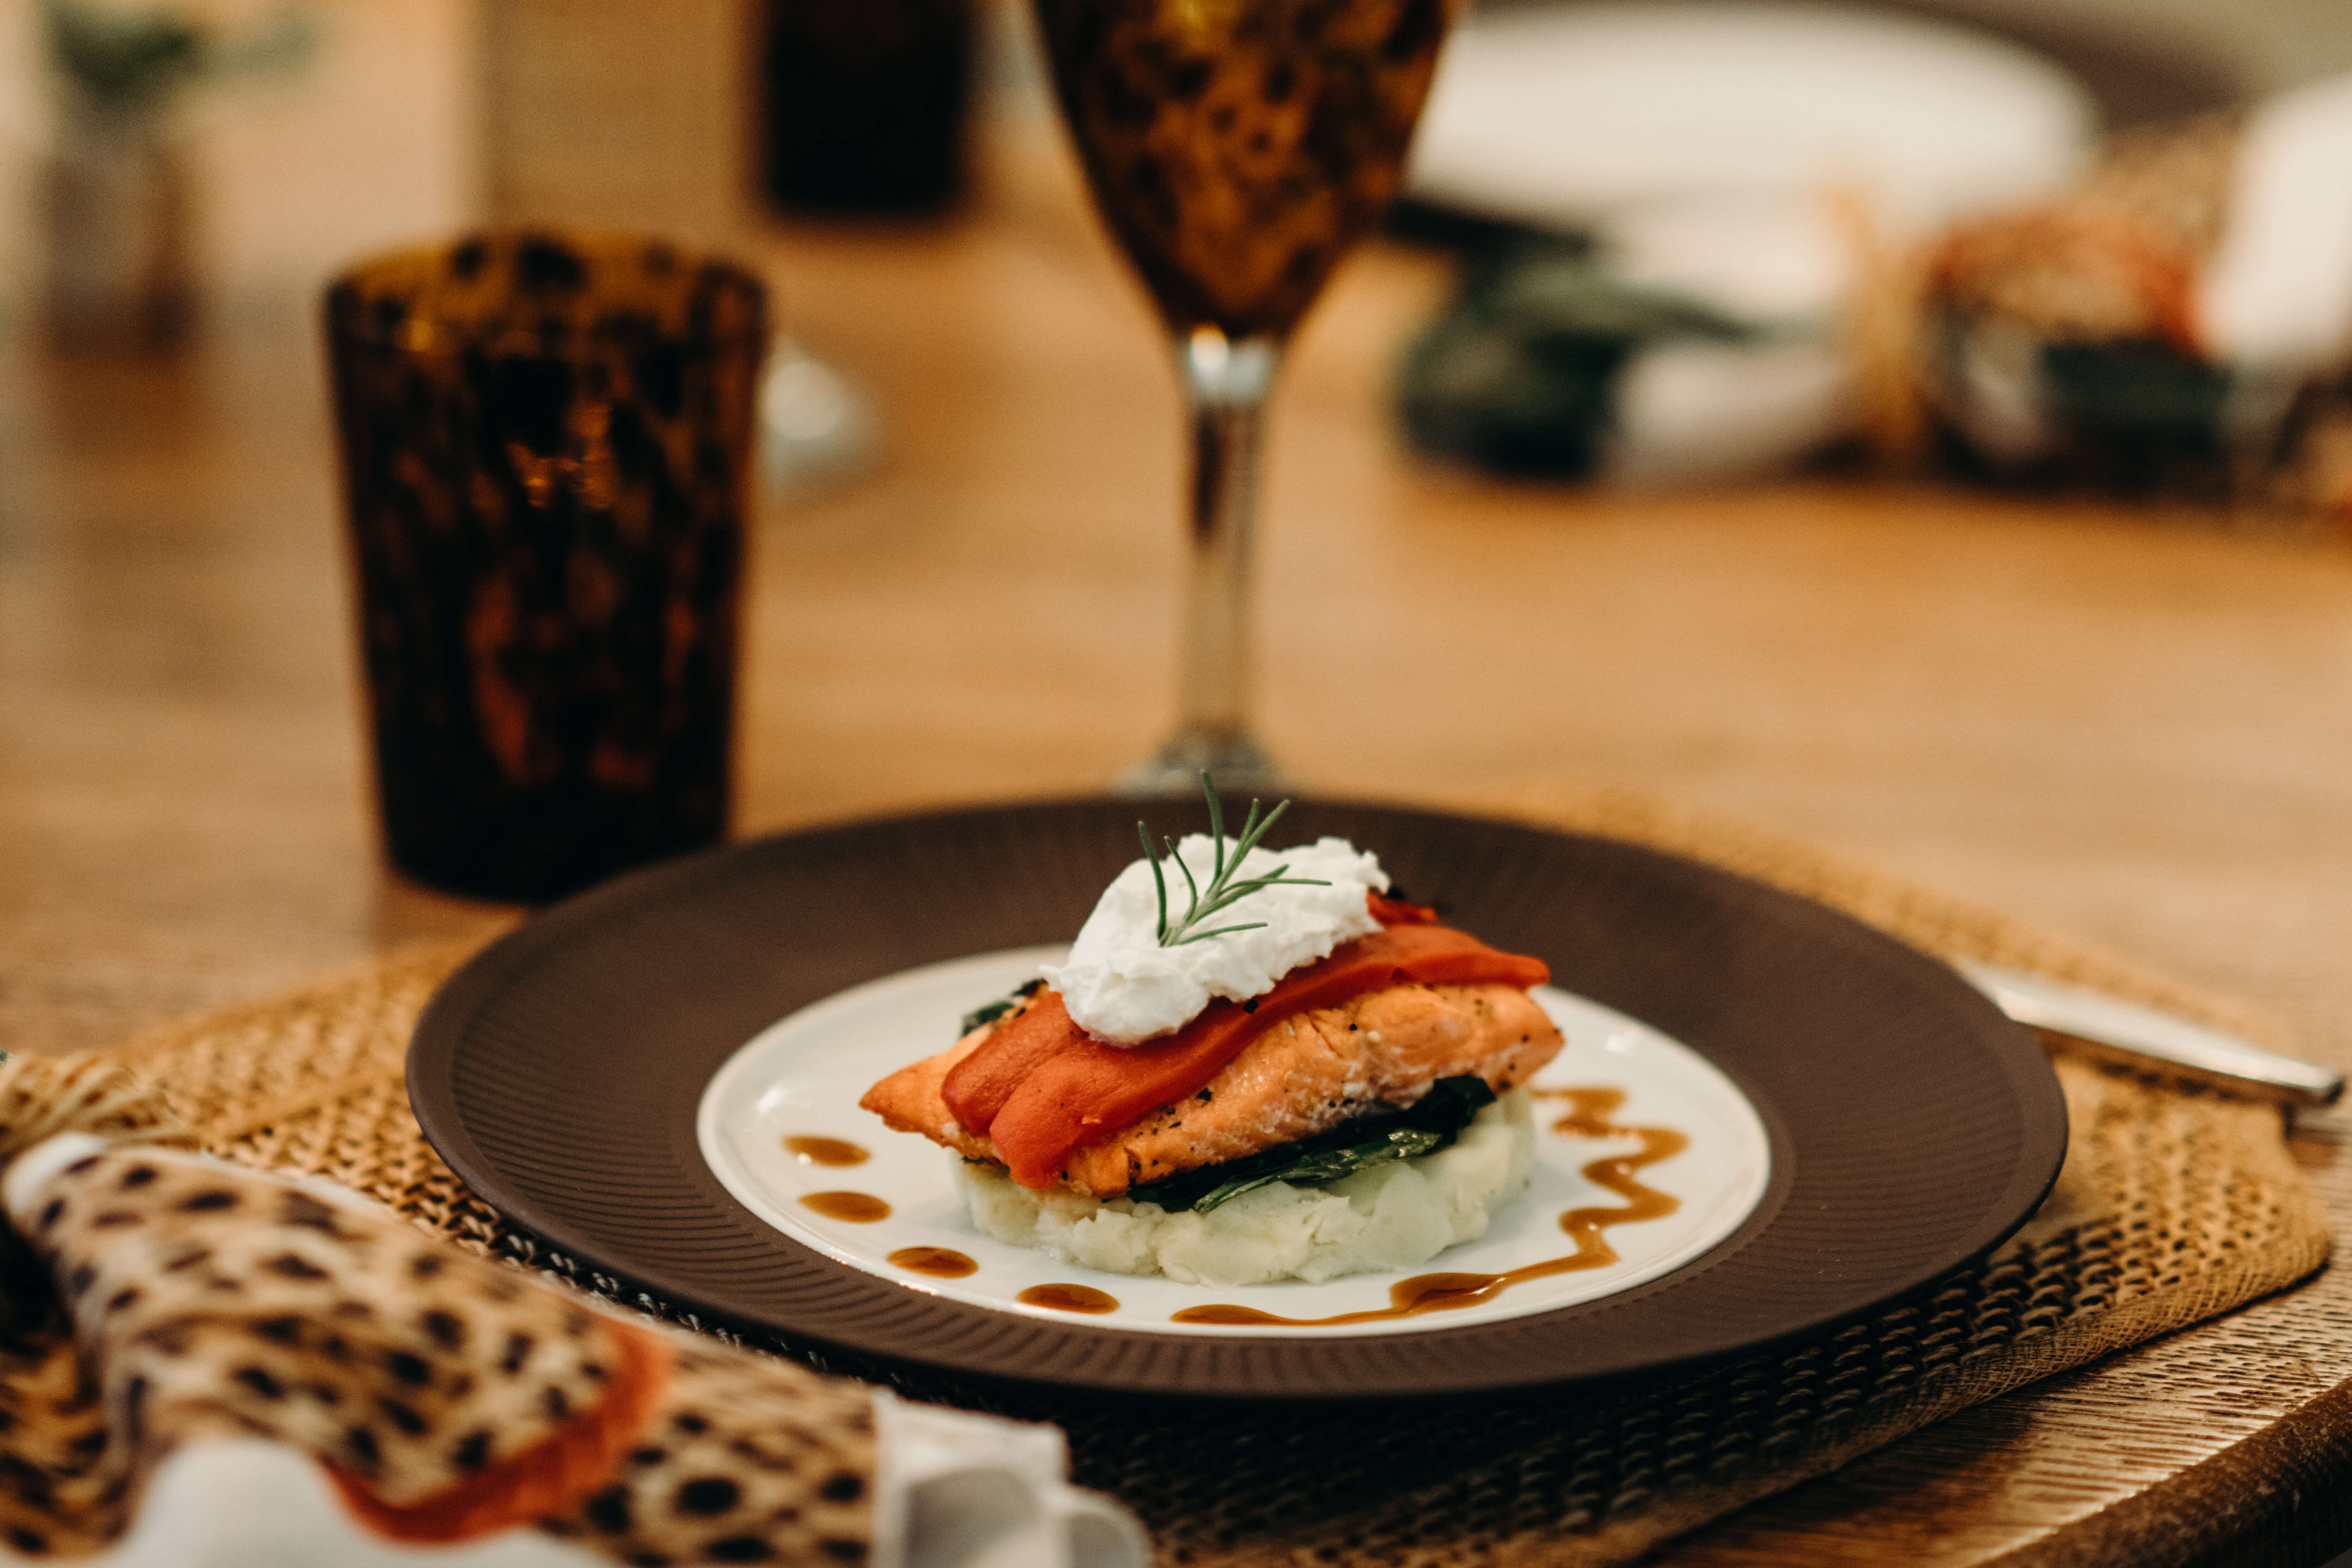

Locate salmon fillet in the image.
[860,982,1564,1199]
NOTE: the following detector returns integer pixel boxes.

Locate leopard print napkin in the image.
[0,1055,878,1565]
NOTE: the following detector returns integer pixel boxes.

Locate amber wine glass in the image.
[1035,0,1455,793]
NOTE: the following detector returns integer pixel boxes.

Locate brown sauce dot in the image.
[1169,1303,1282,1326]
[800,1192,890,1223]
[784,1137,868,1168]
[888,1247,977,1279]
[1018,1283,1119,1314]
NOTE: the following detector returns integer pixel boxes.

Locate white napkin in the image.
[2199,73,2352,377]
[871,1393,1152,1568]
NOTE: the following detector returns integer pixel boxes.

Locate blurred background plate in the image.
[1404,0,2099,233]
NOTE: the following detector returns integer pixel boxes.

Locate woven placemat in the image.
[94,794,2333,1566]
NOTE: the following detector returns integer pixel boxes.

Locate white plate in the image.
[1405,1,2094,231]
[698,948,1771,1338]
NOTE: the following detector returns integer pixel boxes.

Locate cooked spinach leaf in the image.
[960,978,1042,1036]
[1129,1075,1498,1214]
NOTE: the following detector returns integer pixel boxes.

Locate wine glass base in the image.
[1115,729,1288,798]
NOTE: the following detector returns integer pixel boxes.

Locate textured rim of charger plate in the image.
[408,799,2068,1400]
[697,948,1774,1338]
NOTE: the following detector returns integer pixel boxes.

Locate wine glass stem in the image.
[1171,328,1281,766]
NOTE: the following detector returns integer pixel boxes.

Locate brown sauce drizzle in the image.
[1171,1088,1686,1327]
[785,1136,869,1167]
[889,1246,978,1278]
[1020,1283,1120,1314]
[800,1191,891,1223]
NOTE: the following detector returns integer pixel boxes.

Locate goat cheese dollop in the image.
[1040,835,1389,1046]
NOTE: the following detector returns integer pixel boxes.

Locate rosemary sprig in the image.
[1138,773,1328,947]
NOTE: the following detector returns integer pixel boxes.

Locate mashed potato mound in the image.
[956,1089,1535,1287]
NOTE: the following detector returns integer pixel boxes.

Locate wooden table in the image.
[3,135,2350,1564]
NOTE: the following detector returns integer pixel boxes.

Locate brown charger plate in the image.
[408,797,2067,1401]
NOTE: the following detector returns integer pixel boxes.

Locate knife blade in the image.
[1957,960,2344,1111]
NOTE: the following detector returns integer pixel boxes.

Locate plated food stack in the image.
[863,783,1566,1285]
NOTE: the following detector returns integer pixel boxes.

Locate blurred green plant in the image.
[43,1,319,122]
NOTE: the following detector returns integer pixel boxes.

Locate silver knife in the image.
[1957,961,2345,1111]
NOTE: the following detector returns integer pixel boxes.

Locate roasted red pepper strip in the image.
[940,991,1082,1138]
[942,888,1440,1135]
[1367,891,1439,925]
[980,923,1550,1189]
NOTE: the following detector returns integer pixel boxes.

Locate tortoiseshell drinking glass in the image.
[325,231,766,901]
